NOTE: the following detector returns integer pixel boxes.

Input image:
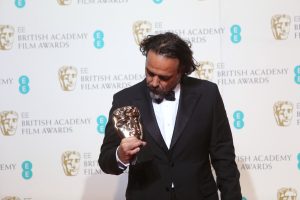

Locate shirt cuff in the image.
[116,146,129,170]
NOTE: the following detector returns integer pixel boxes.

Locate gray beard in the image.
[149,90,164,101]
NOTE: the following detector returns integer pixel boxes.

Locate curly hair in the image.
[140,32,197,75]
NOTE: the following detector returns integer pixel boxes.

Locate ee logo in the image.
[19,75,30,94]
[97,115,107,134]
[22,160,33,180]
[233,110,244,129]
[15,0,26,8]
[230,25,242,44]
[94,30,104,49]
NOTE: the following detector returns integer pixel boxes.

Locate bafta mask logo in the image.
[57,0,72,5]
[273,101,293,127]
[61,151,81,176]
[271,14,291,40]
[58,66,78,91]
[112,106,143,139]
[1,197,21,200]
[0,111,18,136]
[0,25,14,50]
[132,20,152,45]
[195,61,214,81]
[277,187,297,200]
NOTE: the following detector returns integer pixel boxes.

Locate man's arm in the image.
[209,85,242,200]
[98,96,146,175]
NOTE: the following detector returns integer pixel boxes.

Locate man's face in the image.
[1,112,18,135]
[277,104,293,126]
[146,50,181,98]
[0,26,14,50]
[64,153,80,176]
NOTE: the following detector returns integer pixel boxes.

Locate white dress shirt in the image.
[152,84,180,149]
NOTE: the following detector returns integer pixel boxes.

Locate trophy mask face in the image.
[112,106,143,139]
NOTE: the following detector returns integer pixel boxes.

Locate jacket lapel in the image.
[170,77,203,149]
[133,81,168,152]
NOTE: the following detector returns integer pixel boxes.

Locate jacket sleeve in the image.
[98,94,125,175]
[209,84,242,200]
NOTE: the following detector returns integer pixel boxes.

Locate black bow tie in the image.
[154,90,175,104]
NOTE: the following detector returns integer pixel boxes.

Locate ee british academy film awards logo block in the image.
[61,151,103,176]
[271,14,300,40]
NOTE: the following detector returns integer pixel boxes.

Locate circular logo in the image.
[22,160,33,180]
[97,115,107,134]
[15,0,26,8]
[93,30,104,49]
[233,110,244,129]
[230,25,242,44]
[18,75,30,94]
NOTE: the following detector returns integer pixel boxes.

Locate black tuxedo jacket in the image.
[99,76,241,200]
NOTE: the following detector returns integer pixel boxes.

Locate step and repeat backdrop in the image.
[0,0,299,199]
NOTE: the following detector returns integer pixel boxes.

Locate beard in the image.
[148,87,165,100]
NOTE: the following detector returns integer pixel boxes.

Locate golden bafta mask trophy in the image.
[112,106,143,140]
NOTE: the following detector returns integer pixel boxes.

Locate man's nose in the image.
[151,76,160,87]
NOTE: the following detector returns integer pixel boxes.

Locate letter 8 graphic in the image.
[93,30,104,49]
[294,65,300,84]
[18,75,30,94]
[233,110,244,129]
[97,115,107,134]
[15,0,26,8]
[22,160,33,180]
[230,25,242,44]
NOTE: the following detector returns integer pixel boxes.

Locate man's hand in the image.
[117,136,146,164]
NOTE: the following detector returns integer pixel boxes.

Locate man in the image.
[99,32,241,200]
